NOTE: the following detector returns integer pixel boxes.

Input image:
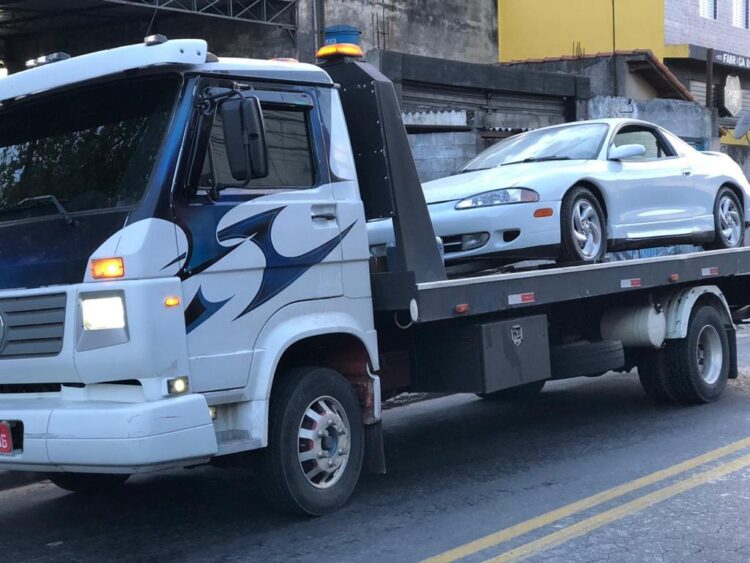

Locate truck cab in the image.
[0,38,380,514]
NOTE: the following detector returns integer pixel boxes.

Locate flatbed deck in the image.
[374,247,750,323]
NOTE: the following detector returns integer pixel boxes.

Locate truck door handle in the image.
[311,211,337,221]
[682,169,692,176]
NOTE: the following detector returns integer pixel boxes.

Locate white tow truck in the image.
[0,37,748,515]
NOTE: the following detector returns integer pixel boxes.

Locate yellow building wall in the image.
[498,0,665,62]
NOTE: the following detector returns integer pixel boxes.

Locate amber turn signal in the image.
[315,43,364,59]
[164,296,181,308]
[534,208,554,218]
[91,258,125,279]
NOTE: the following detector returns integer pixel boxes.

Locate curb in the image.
[0,471,44,492]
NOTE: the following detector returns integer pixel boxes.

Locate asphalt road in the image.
[3,334,750,562]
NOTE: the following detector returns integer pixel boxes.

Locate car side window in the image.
[612,127,671,160]
[201,104,315,191]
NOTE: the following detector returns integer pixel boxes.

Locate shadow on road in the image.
[1,373,745,561]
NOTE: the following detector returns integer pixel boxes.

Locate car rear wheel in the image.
[560,186,607,263]
[705,187,744,250]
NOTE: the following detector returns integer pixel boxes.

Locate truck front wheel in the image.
[261,367,364,516]
[47,472,129,493]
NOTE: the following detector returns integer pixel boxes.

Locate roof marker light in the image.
[25,52,70,69]
[91,257,125,280]
[145,34,168,46]
[315,43,364,60]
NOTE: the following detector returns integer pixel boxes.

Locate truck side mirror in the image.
[220,96,269,181]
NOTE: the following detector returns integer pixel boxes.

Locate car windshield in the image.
[0,75,179,222]
[460,123,609,172]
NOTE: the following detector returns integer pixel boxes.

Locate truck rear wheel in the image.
[47,472,129,493]
[261,367,364,516]
[661,305,730,403]
[637,349,676,403]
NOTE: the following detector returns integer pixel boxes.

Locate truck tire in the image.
[476,380,546,401]
[261,367,364,516]
[550,340,624,379]
[660,305,730,404]
[47,472,129,493]
[637,349,677,403]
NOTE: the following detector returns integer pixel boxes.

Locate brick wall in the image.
[407,132,479,183]
[665,0,750,57]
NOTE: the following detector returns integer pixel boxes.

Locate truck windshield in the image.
[459,123,609,172]
[0,75,179,222]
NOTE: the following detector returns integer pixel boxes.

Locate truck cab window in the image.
[202,105,315,191]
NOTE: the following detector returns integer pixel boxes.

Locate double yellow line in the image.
[425,436,750,563]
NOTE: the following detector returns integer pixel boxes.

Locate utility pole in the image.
[706,48,714,109]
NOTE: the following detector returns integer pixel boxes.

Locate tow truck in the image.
[0,36,748,515]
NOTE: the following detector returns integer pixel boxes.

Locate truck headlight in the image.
[81,295,126,331]
[455,188,539,209]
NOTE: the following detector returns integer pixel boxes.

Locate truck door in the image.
[174,88,345,393]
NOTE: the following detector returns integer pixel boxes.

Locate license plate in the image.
[0,422,12,455]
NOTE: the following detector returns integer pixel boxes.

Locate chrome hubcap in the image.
[297,396,350,489]
[572,200,603,259]
[696,325,723,385]
[719,195,742,246]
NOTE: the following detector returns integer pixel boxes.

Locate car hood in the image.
[422,160,587,204]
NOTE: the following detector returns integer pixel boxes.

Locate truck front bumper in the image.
[0,394,218,473]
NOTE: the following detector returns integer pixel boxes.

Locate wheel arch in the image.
[569,179,609,219]
[719,181,745,212]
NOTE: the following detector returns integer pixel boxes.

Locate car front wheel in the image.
[560,186,607,263]
[706,187,744,250]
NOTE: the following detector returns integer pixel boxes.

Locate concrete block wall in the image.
[665,0,750,57]
[407,131,479,183]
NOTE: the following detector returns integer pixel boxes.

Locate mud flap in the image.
[364,421,386,474]
[729,326,738,379]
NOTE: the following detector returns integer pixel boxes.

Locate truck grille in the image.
[0,294,66,358]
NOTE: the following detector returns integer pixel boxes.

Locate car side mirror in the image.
[220,96,269,181]
[609,143,646,161]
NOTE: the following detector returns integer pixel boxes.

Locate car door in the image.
[174,87,344,393]
[601,125,696,243]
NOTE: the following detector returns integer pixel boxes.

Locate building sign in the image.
[714,50,750,70]
[724,75,743,116]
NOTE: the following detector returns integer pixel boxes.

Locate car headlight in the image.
[81,295,126,331]
[455,188,539,210]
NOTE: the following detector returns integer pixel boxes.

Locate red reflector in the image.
[669,273,680,282]
[508,292,535,305]
[454,303,469,314]
[620,278,642,289]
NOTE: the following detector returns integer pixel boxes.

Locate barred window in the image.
[700,0,718,19]
[733,0,749,27]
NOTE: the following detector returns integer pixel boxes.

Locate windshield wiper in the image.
[502,155,572,166]
[16,195,74,225]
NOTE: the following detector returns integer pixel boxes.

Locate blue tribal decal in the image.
[216,206,356,319]
[184,287,231,333]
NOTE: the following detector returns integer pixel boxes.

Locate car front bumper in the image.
[367,200,562,262]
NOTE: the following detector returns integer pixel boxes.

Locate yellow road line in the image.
[424,436,750,563]
[486,452,750,562]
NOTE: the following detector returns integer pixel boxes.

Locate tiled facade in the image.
[666,0,750,56]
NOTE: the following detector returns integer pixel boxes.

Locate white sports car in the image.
[368,118,750,266]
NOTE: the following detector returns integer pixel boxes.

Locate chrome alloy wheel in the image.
[696,324,723,385]
[719,194,742,246]
[297,396,351,489]
[572,199,603,259]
